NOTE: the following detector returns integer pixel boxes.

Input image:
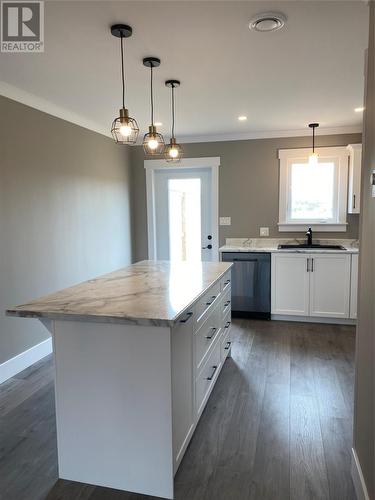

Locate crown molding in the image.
[0,82,362,144]
[179,125,363,144]
[0,81,111,138]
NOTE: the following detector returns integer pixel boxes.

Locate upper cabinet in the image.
[347,144,362,214]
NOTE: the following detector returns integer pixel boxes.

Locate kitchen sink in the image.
[278,244,346,250]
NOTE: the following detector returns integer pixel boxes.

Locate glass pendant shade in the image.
[143,125,165,155]
[165,137,183,162]
[111,107,139,144]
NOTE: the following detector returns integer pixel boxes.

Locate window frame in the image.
[278,146,349,232]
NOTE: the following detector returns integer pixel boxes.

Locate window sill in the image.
[278,223,348,232]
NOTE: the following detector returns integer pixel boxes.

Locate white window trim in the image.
[144,157,220,260]
[278,146,349,232]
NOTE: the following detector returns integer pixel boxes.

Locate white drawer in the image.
[195,281,221,328]
[221,286,231,319]
[220,271,231,292]
[195,339,221,416]
[221,320,232,362]
[195,304,221,371]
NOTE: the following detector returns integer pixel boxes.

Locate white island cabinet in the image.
[7,260,232,500]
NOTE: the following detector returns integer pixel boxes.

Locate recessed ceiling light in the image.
[354,107,365,113]
[238,116,247,121]
[154,122,163,126]
[249,12,287,32]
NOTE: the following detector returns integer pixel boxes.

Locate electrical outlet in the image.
[220,217,231,226]
[260,227,269,237]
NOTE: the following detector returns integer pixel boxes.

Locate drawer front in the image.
[196,340,221,416]
[195,281,221,328]
[222,286,231,319]
[195,305,221,371]
[221,319,232,362]
[220,271,231,292]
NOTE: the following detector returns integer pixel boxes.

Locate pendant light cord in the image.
[150,64,154,126]
[312,126,315,153]
[120,35,125,109]
[171,85,175,139]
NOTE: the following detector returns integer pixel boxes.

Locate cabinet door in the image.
[309,254,351,318]
[350,254,359,319]
[347,144,362,214]
[171,310,194,471]
[271,253,310,316]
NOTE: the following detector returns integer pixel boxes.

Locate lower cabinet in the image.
[350,254,359,319]
[309,254,351,318]
[272,252,355,319]
[271,253,310,315]
[171,269,232,473]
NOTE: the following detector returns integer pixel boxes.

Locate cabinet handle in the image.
[224,300,231,307]
[206,327,217,340]
[353,194,356,209]
[179,311,193,323]
[224,341,231,350]
[306,258,310,272]
[224,279,231,286]
[224,321,231,329]
[311,258,314,272]
[206,365,218,381]
[206,296,216,306]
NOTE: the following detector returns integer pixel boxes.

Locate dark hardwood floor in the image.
[0,320,356,500]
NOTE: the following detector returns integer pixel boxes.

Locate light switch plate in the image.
[220,217,231,226]
[371,170,375,197]
[260,227,269,237]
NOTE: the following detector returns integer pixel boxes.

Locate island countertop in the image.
[6,260,232,327]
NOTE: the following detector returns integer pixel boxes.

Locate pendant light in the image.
[143,57,165,155]
[308,123,319,166]
[164,80,183,162]
[110,24,139,144]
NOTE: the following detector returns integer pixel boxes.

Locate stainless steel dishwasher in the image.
[221,252,271,319]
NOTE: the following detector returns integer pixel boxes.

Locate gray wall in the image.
[131,133,361,262]
[353,4,374,498]
[0,96,132,365]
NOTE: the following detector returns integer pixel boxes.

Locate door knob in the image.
[202,244,212,250]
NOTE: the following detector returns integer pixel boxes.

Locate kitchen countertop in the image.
[219,238,359,254]
[6,260,232,327]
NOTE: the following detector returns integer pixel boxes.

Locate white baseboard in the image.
[271,314,357,325]
[351,448,370,500]
[0,338,53,385]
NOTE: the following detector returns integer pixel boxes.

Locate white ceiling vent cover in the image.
[249,12,287,32]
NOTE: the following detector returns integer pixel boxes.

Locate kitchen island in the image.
[7,260,232,499]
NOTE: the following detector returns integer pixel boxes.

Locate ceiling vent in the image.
[249,12,287,32]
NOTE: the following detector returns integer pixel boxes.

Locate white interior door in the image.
[152,168,215,261]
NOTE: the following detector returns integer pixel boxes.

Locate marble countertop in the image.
[6,260,232,327]
[219,238,359,254]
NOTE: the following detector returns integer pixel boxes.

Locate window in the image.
[278,147,349,232]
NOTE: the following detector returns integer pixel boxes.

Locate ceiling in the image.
[0,1,369,142]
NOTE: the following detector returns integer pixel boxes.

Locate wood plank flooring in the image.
[0,320,356,500]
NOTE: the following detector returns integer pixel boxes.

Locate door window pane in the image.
[168,178,201,261]
[289,162,335,220]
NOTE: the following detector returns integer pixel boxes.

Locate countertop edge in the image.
[219,246,359,254]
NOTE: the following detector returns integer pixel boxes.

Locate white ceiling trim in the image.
[0,81,111,138]
[179,126,362,144]
[0,81,362,144]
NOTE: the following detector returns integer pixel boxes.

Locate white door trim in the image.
[144,157,220,261]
